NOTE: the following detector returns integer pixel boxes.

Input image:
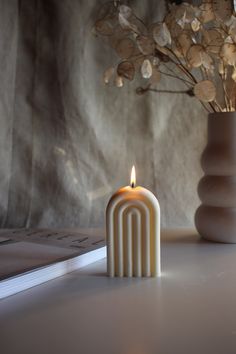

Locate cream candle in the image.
[106,166,161,277]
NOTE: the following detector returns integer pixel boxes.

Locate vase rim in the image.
[208,112,236,118]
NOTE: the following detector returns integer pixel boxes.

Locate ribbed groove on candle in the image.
[106,190,161,277]
[125,212,133,277]
[142,210,150,277]
[116,211,123,276]
[107,211,114,277]
[130,210,141,277]
[124,210,141,277]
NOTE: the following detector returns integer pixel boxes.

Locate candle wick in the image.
[131,182,135,188]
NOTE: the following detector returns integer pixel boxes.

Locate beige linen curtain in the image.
[0,0,206,228]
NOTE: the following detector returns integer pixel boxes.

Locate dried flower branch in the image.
[94,1,236,112]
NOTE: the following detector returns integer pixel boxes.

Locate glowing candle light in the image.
[106,166,161,277]
[130,165,136,188]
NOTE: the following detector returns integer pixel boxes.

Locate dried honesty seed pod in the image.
[114,75,124,87]
[203,29,224,55]
[109,26,128,42]
[199,2,215,23]
[141,59,152,79]
[137,35,155,55]
[225,15,236,27]
[177,6,197,30]
[220,43,236,66]
[119,5,132,19]
[225,36,234,44]
[153,23,171,47]
[191,18,201,32]
[103,67,114,84]
[218,60,224,75]
[133,56,145,71]
[232,67,236,82]
[164,13,183,38]
[118,13,136,32]
[117,61,135,81]
[95,19,114,36]
[212,0,233,22]
[172,42,183,58]
[115,38,135,59]
[176,32,193,57]
[194,80,216,102]
[118,13,129,29]
[186,44,205,67]
[228,17,236,41]
[174,3,197,24]
[131,17,148,35]
[177,14,187,29]
[201,52,214,72]
[164,13,182,38]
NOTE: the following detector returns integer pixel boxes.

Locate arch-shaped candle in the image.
[106,167,161,277]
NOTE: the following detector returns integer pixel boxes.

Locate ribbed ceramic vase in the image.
[195,112,236,243]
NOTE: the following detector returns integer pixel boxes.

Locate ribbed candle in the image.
[106,167,161,277]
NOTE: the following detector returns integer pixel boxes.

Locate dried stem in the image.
[136,86,193,95]
[200,102,212,113]
[137,85,214,113]
[147,88,192,94]
[208,101,217,113]
[223,80,230,111]
[161,62,193,86]
[219,72,228,111]
[214,100,223,112]
[158,68,193,85]
[166,48,198,84]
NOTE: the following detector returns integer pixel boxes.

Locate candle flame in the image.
[130,165,136,188]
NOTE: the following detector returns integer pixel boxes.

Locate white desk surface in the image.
[1,228,236,354]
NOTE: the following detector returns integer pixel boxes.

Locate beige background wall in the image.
[0,0,206,228]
